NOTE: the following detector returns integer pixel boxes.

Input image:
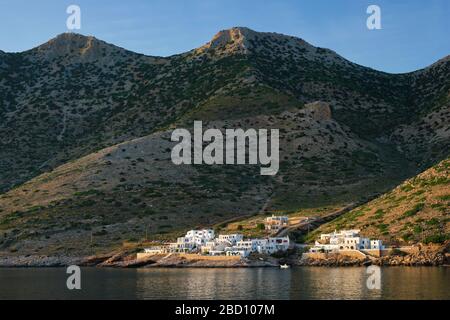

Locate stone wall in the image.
[303,250,366,260]
[137,252,162,260]
[180,253,241,261]
[137,252,241,261]
[362,249,383,257]
[303,252,328,260]
[338,250,367,259]
[397,246,420,254]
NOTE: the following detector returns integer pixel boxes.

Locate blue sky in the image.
[0,0,448,73]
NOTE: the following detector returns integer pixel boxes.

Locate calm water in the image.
[0,267,448,300]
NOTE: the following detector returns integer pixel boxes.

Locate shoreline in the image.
[0,262,447,268]
[0,249,448,269]
[1,241,447,268]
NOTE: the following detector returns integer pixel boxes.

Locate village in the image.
[142,228,291,258]
[140,214,386,262]
[309,229,384,253]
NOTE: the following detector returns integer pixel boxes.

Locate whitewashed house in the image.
[321,229,360,243]
[265,215,289,231]
[145,230,291,257]
[201,240,229,254]
[169,229,215,252]
[218,234,243,245]
[200,233,244,254]
[234,237,290,255]
[235,240,253,251]
[310,229,384,253]
[185,229,215,246]
[370,240,384,249]
[169,239,196,252]
[268,237,291,251]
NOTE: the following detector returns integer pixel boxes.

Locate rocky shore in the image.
[0,255,83,267]
[0,251,280,268]
[1,242,448,268]
[298,243,449,267]
[82,251,280,268]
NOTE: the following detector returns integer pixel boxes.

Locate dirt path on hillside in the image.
[274,202,359,238]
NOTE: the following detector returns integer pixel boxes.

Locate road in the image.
[274,202,359,238]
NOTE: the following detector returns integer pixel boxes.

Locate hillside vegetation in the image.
[307,157,449,245]
[0,27,448,256]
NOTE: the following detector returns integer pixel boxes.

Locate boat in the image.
[280,264,290,269]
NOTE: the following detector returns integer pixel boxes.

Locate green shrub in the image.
[403,203,424,217]
[374,209,384,219]
[400,185,413,192]
[402,233,413,241]
[426,218,439,226]
[423,234,449,244]
[413,226,423,234]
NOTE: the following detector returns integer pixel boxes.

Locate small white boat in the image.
[280,264,290,269]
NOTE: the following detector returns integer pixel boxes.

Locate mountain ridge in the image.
[4,27,448,73]
[0,27,448,256]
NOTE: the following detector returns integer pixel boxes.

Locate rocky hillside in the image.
[0,27,448,256]
[307,157,449,245]
[1,28,448,192]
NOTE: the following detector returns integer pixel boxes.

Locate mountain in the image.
[306,157,449,245]
[0,27,448,256]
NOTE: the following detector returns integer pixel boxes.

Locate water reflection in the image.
[289,267,382,300]
[0,267,448,300]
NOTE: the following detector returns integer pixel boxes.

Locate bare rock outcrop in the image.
[304,101,332,121]
[298,243,448,267]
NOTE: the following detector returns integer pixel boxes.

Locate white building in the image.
[201,240,230,254]
[265,215,289,231]
[320,229,360,243]
[169,229,215,252]
[169,240,196,252]
[268,237,291,251]
[310,230,384,253]
[218,234,243,245]
[185,229,215,245]
[144,231,291,257]
[309,244,339,253]
[235,237,290,255]
[200,235,291,257]
[235,240,253,251]
[370,240,384,249]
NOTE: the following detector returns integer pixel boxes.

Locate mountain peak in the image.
[37,32,99,50]
[199,27,257,54]
[28,32,127,62]
[194,27,346,67]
